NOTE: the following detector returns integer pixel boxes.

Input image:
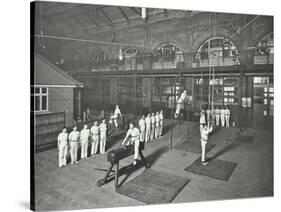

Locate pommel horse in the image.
[96,145,135,190]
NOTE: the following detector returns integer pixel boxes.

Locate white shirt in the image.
[58,132,68,144]
[114,108,122,118]
[80,129,90,141]
[139,119,146,131]
[151,115,156,124]
[215,109,221,115]
[178,92,187,103]
[126,127,140,144]
[69,131,80,142]
[90,125,100,135]
[220,109,226,116]
[159,113,164,122]
[99,123,107,133]
[145,116,151,125]
[225,109,230,115]
[155,114,160,124]
[200,111,206,124]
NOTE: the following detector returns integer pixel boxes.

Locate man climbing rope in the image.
[174,90,188,119]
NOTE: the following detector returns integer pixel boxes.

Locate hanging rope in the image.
[208,12,212,109]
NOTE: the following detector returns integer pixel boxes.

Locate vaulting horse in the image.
[96,145,137,190]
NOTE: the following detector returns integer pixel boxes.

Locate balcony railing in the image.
[57,49,273,73]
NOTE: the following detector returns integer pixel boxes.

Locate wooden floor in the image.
[34,121,273,211]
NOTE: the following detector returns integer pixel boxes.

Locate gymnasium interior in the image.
[31,1,273,211]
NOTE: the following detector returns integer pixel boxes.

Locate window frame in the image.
[31,86,49,113]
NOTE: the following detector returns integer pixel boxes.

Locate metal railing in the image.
[57,49,273,73]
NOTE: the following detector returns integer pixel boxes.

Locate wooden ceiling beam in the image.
[99,8,113,25]
[86,12,100,29]
[117,6,130,22]
[130,7,141,16]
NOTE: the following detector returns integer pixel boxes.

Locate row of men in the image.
[57,109,164,168]
[57,120,107,168]
[138,111,164,143]
[200,106,231,127]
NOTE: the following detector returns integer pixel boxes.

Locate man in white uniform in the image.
[57,127,68,168]
[225,106,231,128]
[113,105,122,128]
[215,107,221,126]
[99,119,107,154]
[150,113,156,141]
[138,115,146,142]
[199,109,207,134]
[174,90,187,118]
[155,112,160,138]
[145,113,151,143]
[159,110,164,136]
[206,106,212,125]
[80,124,90,160]
[220,107,226,127]
[90,121,100,157]
[122,122,148,167]
[68,126,80,164]
[200,123,213,166]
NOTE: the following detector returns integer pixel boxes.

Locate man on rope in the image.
[174,90,188,119]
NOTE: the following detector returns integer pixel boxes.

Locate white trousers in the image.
[140,129,145,142]
[175,102,183,115]
[200,124,204,135]
[145,125,151,143]
[80,140,88,159]
[114,118,118,128]
[100,133,106,154]
[91,135,99,155]
[134,140,140,160]
[221,114,225,127]
[70,142,78,163]
[150,124,155,140]
[155,123,160,138]
[201,139,207,162]
[225,115,230,127]
[215,115,220,126]
[159,121,163,136]
[58,142,68,167]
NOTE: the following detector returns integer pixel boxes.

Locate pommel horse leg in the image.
[97,163,114,187]
[115,162,119,190]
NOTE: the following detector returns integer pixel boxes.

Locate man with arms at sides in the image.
[57,127,68,168]
[80,124,90,160]
[68,126,80,165]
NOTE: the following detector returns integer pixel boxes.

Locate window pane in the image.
[41,96,47,110]
[35,87,40,94]
[35,96,40,111]
[42,88,47,93]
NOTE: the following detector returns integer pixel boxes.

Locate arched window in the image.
[122,47,138,59]
[193,37,239,67]
[152,43,184,69]
[120,47,138,70]
[92,52,108,63]
[254,32,273,64]
[256,32,273,55]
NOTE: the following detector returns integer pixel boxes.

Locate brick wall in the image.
[48,87,74,127]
